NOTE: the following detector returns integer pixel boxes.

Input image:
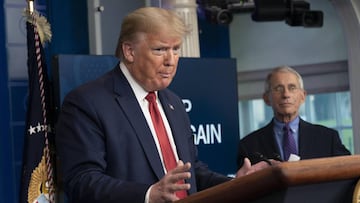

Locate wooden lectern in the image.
[176,155,360,203]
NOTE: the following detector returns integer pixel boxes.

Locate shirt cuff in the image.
[145,185,153,203]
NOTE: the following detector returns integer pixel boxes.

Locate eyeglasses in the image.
[270,85,300,93]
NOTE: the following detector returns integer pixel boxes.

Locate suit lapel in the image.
[262,121,281,157]
[298,119,313,158]
[158,91,195,190]
[158,91,192,164]
[112,67,165,179]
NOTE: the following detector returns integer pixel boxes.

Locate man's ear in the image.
[300,89,307,105]
[263,93,271,106]
[122,42,135,63]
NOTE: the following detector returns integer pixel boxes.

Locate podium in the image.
[176,155,360,203]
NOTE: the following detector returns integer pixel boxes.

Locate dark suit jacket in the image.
[237,118,351,168]
[55,66,229,203]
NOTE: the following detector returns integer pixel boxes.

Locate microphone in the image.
[253,152,284,166]
[254,152,272,166]
[272,153,283,162]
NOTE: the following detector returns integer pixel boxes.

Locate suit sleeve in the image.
[236,139,268,169]
[55,90,149,203]
[236,141,249,169]
[331,130,351,156]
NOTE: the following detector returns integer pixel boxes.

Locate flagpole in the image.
[28,0,34,14]
[21,2,56,202]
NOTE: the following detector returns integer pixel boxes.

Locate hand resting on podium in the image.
[236,157,281,177]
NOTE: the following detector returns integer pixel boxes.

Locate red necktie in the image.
[145,92,187,199]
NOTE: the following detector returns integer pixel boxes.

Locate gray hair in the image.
[264,65,304,93]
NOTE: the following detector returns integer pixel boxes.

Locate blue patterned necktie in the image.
[283,124,297,161]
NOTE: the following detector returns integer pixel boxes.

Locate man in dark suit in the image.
[237,65,351,168]
[56,7,268,203]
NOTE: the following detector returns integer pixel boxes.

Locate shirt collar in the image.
[273,116,300,133]
[119,62,155,102]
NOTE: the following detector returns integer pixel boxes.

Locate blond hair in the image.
[115,7,190,60]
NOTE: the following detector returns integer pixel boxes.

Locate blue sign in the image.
[170,58,239,175]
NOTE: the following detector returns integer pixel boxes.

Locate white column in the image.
[332,0,360,154]
[149,0,201,57]
[87,0,104,55]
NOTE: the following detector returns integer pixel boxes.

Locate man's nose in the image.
[281,89,292,98]
[164,50,176,66]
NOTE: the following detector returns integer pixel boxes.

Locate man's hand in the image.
[235,158,280,177]
[149,160,191,203]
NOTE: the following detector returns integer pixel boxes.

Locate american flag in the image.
[19,9,56,203]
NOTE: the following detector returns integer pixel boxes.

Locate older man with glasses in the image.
[236,65,351,168]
